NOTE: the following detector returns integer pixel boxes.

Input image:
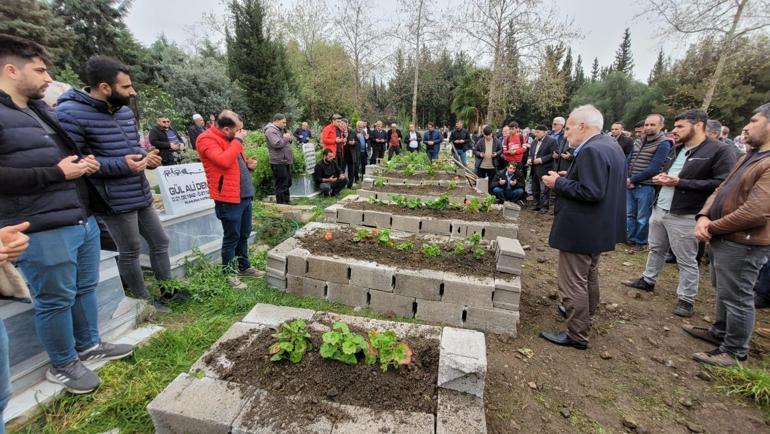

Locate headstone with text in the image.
[157,163,214,215]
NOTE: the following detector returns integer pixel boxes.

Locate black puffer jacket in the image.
[0,91,91,233]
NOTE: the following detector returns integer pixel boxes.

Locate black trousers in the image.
[531,170,550,210]
[271,163,292,204]
[370,144,385,164]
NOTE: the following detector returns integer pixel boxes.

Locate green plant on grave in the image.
[269,319,312,364]
[352,228,372,242]
[473,246,486,259]
[368,329,412,372]
[448,180,458,190]
[479,194,495,212]
[403,164,417,177]
[375,176,385,188]
[422,243,441,257]
[405,196,422,209]
[426,164,437,175]
[468,232,482,247]
[389,194,408,208]
[465,197,482,213]
[396,241,414,251]
[426,193,450,210]
[453,241,465,255]
[320,321,374,365]
[367,196,383,205]
[377,228,393,247]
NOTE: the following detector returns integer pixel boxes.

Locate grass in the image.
[710,363,770,408]
[11,190,387,434]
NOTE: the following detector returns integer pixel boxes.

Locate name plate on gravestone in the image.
[303,142,316,175]
[157,163,214,215]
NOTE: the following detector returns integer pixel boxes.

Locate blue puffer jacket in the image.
[56,89,153,213]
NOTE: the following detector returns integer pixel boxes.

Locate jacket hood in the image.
[57,88,112,113]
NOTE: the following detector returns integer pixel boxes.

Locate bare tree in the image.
[336,0,382,113]
[645,0,770,110]
[285,0,331,66]
[463,0,577,124]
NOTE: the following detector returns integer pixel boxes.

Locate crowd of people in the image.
[1,30,770,432]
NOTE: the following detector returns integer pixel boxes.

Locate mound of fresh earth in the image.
[345,200,511,222]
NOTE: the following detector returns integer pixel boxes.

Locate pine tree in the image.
[590,57,600,81]
[612,27,634,75]
[573,54,586,90]
[648,49,666,85]
[226,0,292,124]
[0,0,75,62]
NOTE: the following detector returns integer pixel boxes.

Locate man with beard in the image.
[197,110,264,289]
[0,35,133,395]
[610,121,634,157]
[688,103,770,366]
[57,56,183,314]
[626,114,672,248]
[621,110,735,317]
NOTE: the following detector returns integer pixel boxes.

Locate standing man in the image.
[423,122,442,162]
[720,126,734,145]
[687,103,770,366]
[293,121,312,145]
[621,110,736,317]
[0,34,133,394]
[356,121,370,179]
[343,120,360,188]
[265,113,294,204]
[149,116,185,166]
[610,121,634,157]
[405,123,422,153]
[528,125,556,213]
[626,114,672,248]
[386,123,403,159]
[550,116,572,173]
[369,120,388,164]
[474,125,502,188]
[321,114,343,159]
[187,114,206,150]
[449,120,471,166]
[56,55,180,313]
[539,105,627,350]
[197,110,264,289]
[502,122,527,169]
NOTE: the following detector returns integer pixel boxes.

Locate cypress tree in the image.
[612,27,634,75]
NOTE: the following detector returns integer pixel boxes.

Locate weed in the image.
[710,364,770,406]
[453,241,466,255]
[465,197,482,213]
[352,228,372,242]
[374,176,385,187]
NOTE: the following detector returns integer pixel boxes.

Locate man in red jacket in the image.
[197,110,264,289]
[321,114,343,158]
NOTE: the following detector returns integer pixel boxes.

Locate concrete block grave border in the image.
[149,304,487,434]
[356,188,485,205]
[324,196,520,241]
[266,222,523,337]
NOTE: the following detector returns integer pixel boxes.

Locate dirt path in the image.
[485,209,770,434]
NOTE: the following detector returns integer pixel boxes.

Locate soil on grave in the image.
[345,200,512,222]
[298,226,497,279]
[204,325,439,428]
[484,207,770,433]
[368,183,479,196]
[376,171,459,181]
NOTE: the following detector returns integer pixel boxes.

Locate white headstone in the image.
[156,163,214,215]
[303,142,316,175]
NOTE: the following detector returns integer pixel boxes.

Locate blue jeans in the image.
[0,320,11,434]
[626,184,655,245]
[426,146,439,162]
[16,217,102,368]
[453,148,467,166]
[215,198,253,273]
[492,186,525,202]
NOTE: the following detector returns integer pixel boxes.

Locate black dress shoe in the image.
[557,304,567,319]
[539,330,588,350]
[621,277,655,292]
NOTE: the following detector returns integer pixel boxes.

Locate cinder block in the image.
[475,177,489,194]
[267,237,299,271]
[394,268,443,301]
[349,260,394,292]
[368,289,415,318]
[324,203,342,222]
[362,210,392,228]
[493,275,521,310]
[266,274,286,290]
[286,248,309,276]
[463,222,485,240]
[483,223,518,241]
[391,214,422,233]
[266,254,286,274]
[326,282,368,307]
[147,373,252,434]
[503,202,520,220]
[420,217,452,236]
[331,404,434,433]
[306,255,349,284]
[241,303,315,328]
[231,389,334,434]
[495,255,523,275]
[496,236,525,258]
[286,274,303,294]
[415,299,464,327]
[437,389,487,434]
[449,221,467,239]
[442,275,494,308]
[336,207,364,225]
[438,327,487,398]
[464,306,519,336]
[357,189,373,199]
[287,275,326,299]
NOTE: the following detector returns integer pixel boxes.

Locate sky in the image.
[125,0,681,82]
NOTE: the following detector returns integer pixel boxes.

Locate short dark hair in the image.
[535,124,548,131]
[322,148,333,156]
[674,109,708,129]
[612,121,624,128]
[754,103,770,119]
[427,121,434,127]
[0,33,51,67]
[508,121,519,129]
[85,55,130,87]
[706,119,722,133]
[217,112,239,129]
[273,113,286,121]
[483,126,493,135]
[634,120,644,128]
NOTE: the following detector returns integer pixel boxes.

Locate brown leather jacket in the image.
[698,150,770,246]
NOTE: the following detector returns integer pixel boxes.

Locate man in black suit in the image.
[539,105,627,350]
[527,124,556,213]
[610,121,634,157]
